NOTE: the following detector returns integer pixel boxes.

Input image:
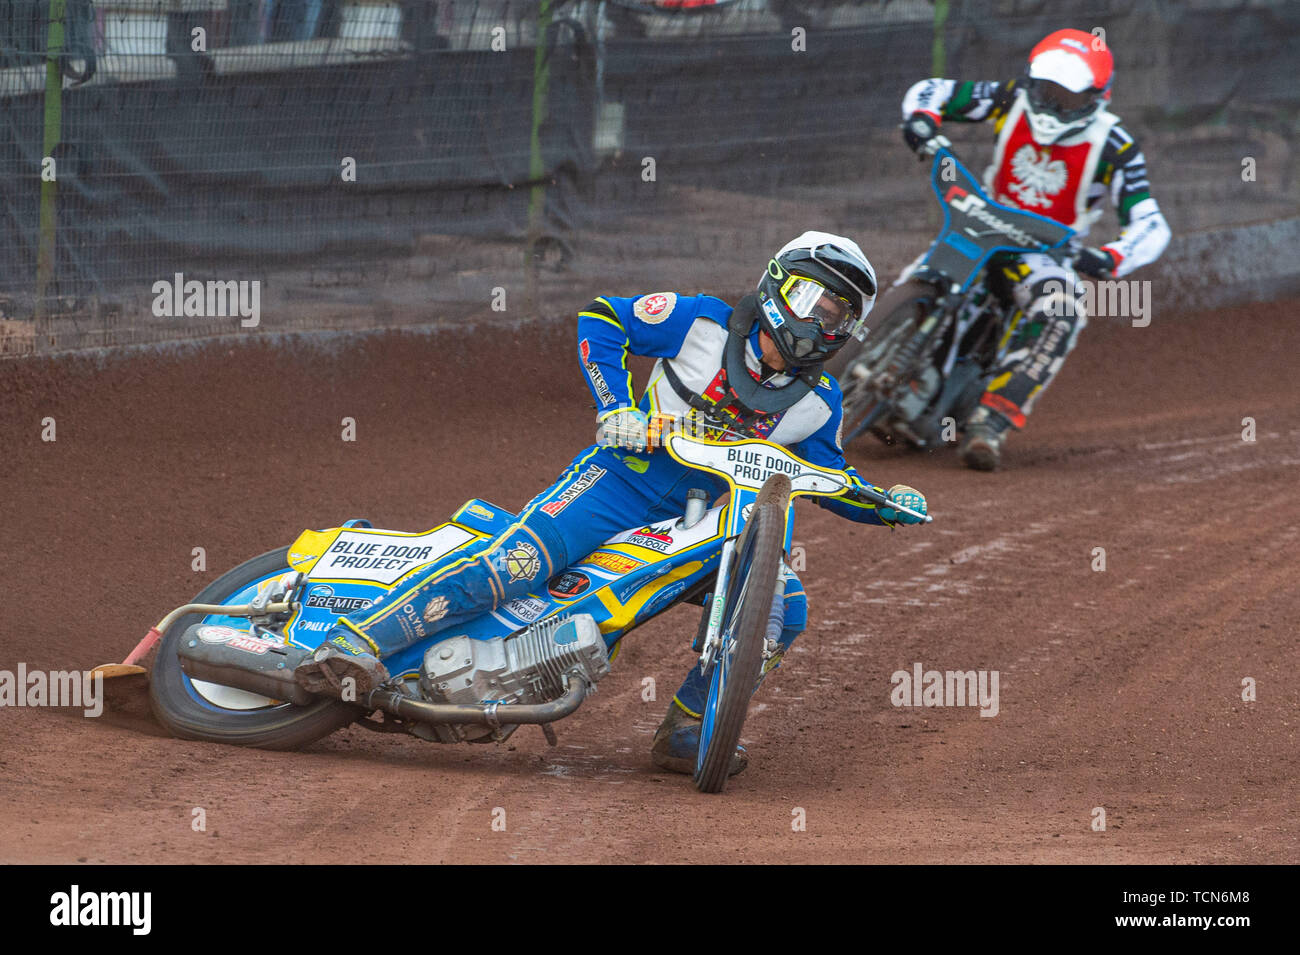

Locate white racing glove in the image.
[901,113,951,160]
[597,407,650,452]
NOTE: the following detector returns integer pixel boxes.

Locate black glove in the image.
[1074,246,1118,278]
[901,112,951,159]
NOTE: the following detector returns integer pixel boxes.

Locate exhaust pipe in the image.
[178,621,591,726]
[177,624,316,706]
[364,672,589,730]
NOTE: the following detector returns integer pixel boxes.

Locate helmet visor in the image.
[1027,78,1098,123]
[780,276,864,340]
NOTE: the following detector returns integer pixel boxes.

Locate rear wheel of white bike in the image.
[694,474,789,794]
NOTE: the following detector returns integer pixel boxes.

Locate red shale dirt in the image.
[1,298,1297,864]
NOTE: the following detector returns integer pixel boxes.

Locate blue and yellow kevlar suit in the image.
[328,292,896,714]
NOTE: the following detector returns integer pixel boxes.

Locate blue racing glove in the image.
[878,484,927,525]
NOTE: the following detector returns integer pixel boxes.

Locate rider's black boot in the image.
[960,405,1013,471]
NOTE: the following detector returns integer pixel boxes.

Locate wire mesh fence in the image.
[1,0,1297,354]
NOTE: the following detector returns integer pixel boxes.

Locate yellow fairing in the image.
[286,529,340,574]
[594,560,704,634]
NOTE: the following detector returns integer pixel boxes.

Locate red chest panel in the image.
[700,368,781,438]
[992,114,1094,225]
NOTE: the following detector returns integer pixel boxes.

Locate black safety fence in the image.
[1,0,1297,353]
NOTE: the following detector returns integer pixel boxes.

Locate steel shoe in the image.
[293,630,390,697]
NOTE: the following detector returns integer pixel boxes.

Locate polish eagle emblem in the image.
[1007,144,1068,209]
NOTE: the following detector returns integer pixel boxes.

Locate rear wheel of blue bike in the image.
[694,474,789,794]
[149,546,360,749]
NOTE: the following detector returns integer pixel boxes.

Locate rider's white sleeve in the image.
[1103,197,1172,278]
[901,78,956,119]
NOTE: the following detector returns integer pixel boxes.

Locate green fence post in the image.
[931,0,948,77]
[927,1,949,232]
[526,0,554,308]
[35,0,67,322]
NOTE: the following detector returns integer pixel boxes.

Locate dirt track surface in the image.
[1,298,1297,864]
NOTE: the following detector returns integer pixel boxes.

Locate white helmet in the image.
[1023,29,1115,145]
[757,231,877,366]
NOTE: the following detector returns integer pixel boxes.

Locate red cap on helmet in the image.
[1028,28,1114,94]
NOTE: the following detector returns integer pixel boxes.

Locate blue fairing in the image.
[922,147,1075,291]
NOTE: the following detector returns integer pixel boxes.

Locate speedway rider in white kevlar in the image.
[295,231,929,776]
[900,28,1171,469]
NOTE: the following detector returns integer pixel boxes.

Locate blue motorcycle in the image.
[123,432,929,793]
[827,146,1076,449]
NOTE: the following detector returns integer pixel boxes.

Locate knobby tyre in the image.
[694,474,790,793]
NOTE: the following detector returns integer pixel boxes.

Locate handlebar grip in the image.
[845,483,933,523]
[846,483,890,507]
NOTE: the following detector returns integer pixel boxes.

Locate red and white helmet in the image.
[1023,28,1114,145]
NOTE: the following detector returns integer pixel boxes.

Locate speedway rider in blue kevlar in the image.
[900,28,1171,469]
[295,232,928,775]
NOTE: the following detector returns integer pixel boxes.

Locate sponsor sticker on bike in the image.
[945,185,1038,247]
[548,571,591,599]
[678,440,812,488]
[625,521,675,552]
[584,551,645,575]
[606,508,723,554]
[304,584,373,615]
[313,526,473,585]
[642,580,688,617]
[196,625,243,644]
[228,634,281,654]
[614,563,669,602]
[198,626,281,655]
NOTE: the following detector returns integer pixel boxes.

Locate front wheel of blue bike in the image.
[694,474,790,794]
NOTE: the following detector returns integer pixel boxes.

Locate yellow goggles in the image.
[780,275,857,336]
